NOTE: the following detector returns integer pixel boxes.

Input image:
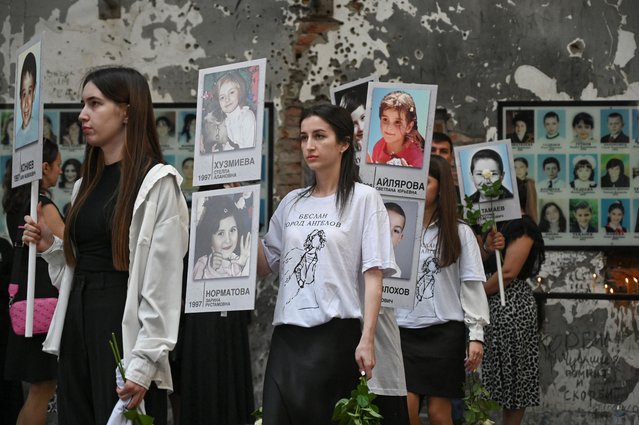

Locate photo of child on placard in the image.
[383,199,418,280]
[192,192,252,280]
[455,140,521,223]
[366,88,427,168]
[199,66,259,153]
[331,75,378,158]
[14,46,41,150]
[193,59,266,186]
[185,185,260,313]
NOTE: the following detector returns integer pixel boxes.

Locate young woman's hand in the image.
[464,340,484,372]
[483,229,505,253]
[238,232,251,267]
[116,379,147,410]
[21,203,55,252]
[355,338,375,380]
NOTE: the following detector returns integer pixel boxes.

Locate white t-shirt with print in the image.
[395,222,487,332]
[263,183,398,328]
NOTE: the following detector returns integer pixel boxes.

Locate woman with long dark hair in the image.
[257,104,398,424]
[22,67,189,424]
[395,155,489,425]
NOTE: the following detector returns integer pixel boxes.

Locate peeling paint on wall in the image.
[513,65,572,100]
[1,0,293,105]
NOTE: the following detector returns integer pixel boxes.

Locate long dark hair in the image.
[298,104,359,215]
[428,155,462,267]
[3,139,59,214]
[63,66,164,270]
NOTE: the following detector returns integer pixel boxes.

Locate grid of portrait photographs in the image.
[498,101,639,246]
[0,102,274,239]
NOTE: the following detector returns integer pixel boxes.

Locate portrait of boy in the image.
[15,50,40,149]
[536,110,565,143]
[569,200,597,234]
[600,111,629,143]
[538,155,566,189]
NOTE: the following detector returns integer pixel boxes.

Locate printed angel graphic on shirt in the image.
[415,256,438,303]
[281,229,327,310]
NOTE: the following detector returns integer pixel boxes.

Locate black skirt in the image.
[179,310,255,425]
[400,321,466,398]
[263,318,361,425]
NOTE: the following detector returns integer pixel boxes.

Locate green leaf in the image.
[332,374,383,424]
[123,410,138,420]
[137,414,155,425]
[356,394,369,408]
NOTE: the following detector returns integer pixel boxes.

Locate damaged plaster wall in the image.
[0,0,293,104]
[297,0,639,137]
[2,1,638,136]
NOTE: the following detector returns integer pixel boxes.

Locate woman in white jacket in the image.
[22,67,189,424]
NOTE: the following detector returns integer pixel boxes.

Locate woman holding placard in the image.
[482,180,546,425]
[257,104,397,424]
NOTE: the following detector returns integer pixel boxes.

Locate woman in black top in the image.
[481,180,546,425]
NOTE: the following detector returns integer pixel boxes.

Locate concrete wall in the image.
[2,1,639,424]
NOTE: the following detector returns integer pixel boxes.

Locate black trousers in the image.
[57,272,167,425]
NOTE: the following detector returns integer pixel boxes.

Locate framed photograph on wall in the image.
[498,100,639,246]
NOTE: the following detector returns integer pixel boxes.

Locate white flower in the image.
[482,419,495,425]
[482,169,493,180]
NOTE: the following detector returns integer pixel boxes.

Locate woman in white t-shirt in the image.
[257,104,398,425]
[395,155,490,425]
